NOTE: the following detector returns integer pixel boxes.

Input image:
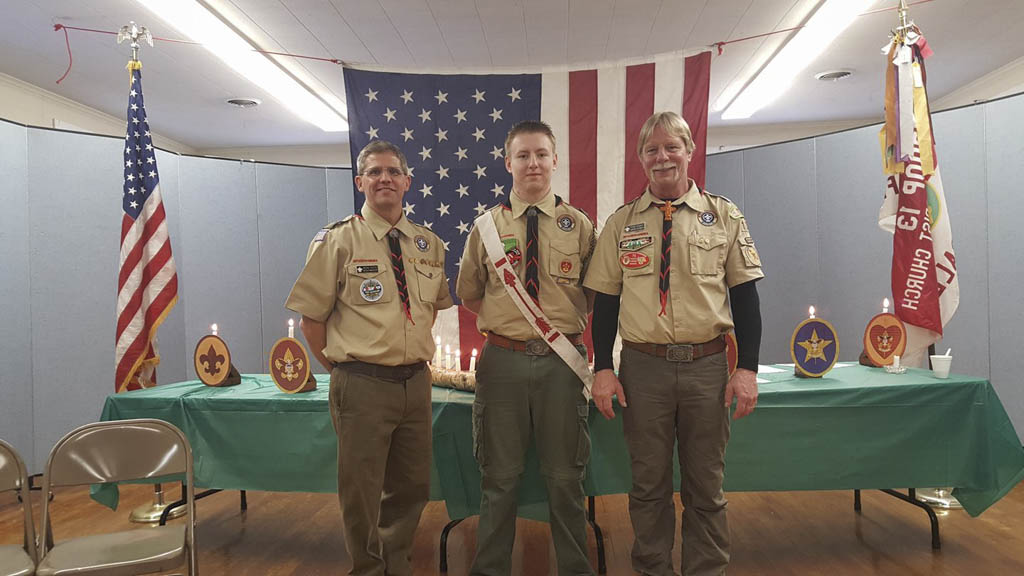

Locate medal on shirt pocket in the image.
[346,261,394,305]
[549,242,581,285]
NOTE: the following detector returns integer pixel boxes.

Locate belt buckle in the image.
[666,344,693,363]
[525,339,549,356]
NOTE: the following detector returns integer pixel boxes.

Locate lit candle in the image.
[455,349,461,372]
[434,336,442,366]
[808,306,816,319]
[883,298,890,314]
[445,345,452,370]
[288,318,295,338]
[211,323,218,336]
[469,348,478,372]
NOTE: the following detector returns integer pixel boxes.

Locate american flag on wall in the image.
[344,52,711,367]
[115,62,178,392]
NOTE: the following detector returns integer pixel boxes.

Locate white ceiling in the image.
[2,0,1022,149]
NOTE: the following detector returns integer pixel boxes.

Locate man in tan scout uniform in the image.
[457,120,596,576]
[584,111,764,576]
[285,140,453,576]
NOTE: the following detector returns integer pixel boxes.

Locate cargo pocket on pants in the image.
[472,401,486,467]
[574,404,591,467]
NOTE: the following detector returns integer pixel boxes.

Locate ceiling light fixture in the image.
[721,0,876,120]
[136,0,347,132]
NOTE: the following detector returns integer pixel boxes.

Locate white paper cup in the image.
[930,355,952,379]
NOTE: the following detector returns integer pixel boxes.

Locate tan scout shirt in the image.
[456,191,595,340]
[583,181,763,345]
[285,203,454,366]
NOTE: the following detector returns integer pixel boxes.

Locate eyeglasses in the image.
[361,167,406,179]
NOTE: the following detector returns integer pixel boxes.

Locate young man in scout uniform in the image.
[583,111,764,576]
[285,140,453,576]
[457,120,597,576]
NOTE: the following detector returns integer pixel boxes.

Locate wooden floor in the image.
[3,482,1023,575]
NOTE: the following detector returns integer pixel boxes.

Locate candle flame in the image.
[808,306,815,317]
[211,323,218,332]
[472,348,478,357]
[883,297,890,309]
[288,318,294,327]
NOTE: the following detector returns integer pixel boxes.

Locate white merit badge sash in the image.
[476,211,594,398]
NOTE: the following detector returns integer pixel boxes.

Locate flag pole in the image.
[116,21,186,524]
[886,1,962,510]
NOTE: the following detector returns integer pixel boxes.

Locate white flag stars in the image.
[434,90,449,105]
[456,183,470,197]
[507,87,521,102]
[457,220,470,235]
[400,90,414,104]
[472,127,486,142]
[489,108,503,123]
[491,183,505,197]
[401,127,415,142]
[435,127,448,142]
[383,108,397,122]
[437,202,450,216]
[419,183,433,197]
[454,147,468,161]
[436,165,450,180]
[472,89,486,103]
[365,88,378,102]
[419,146,432,161]
[490,146,504,160]
[418,109,432,123]
[365,126,379,139]
[453,109,467,123]
[474,165,487,179]
[404,202,416,216]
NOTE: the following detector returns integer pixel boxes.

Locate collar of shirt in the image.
[360,202,417,241]
[509,189,557,219]
[637,179,705,213]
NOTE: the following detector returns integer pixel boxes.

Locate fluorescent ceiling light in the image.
[721,0,876,120]
[137,0,347,132]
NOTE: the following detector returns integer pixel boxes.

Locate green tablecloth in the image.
[94,365,1024,519]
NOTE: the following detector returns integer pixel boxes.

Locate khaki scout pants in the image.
[470,343,594,576]
[329,365,432,576]
[619,346,731,576]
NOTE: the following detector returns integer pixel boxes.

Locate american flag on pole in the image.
[115,62,178,392]
[878,27,958,366]
[344,52,711,367]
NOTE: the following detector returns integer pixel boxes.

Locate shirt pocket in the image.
[414,262,445,303]
[344,263,394,306]
[688,233,728,275]
[549,243,582,283]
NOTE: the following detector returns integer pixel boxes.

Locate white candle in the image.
[211,323,218,336]
[808,306,816,319]
[455,349,461,372]
[434,336,442,366]
[883,298,890,314]
[445,345,452,370]
[893,355,901,370]
[288,318,295,338]
[469,348,478,372]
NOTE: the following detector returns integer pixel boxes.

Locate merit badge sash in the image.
[476,212,594,398]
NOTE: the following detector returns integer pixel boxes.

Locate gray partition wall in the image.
[706,93,1024,440]
[3,92,1024,471]
[0,120,32,468]
[0,123,354,471]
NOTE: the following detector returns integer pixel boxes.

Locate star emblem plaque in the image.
[790,318,839,378]
[269,337,317,393]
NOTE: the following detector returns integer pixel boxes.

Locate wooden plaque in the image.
[194,334,238,387]
[269,337,316,393]
[862,313,908,367]
[790,318,840,378]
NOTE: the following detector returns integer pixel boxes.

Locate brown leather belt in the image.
[334,360,427,382]
[622,336,726,363]
[486,333,584,356]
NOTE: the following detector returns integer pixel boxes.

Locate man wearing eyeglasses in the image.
[286,140,453,576]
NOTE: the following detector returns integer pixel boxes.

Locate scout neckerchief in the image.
[656,200,676,317]
[387,228,414,324]
[525,206,540,301]
[476,210,593,398]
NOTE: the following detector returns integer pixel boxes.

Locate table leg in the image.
[439,517,466,573]
[587,495,606,575]
[159,488,222,526]
[854,489,861,512]
[878,489,941,549]
[240,489,247,511]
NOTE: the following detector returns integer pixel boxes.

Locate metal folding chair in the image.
[36,419,197,576]
[0,439,37,576]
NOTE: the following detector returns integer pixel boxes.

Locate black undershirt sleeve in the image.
[729,279,762,372]
[592,291,621,372]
